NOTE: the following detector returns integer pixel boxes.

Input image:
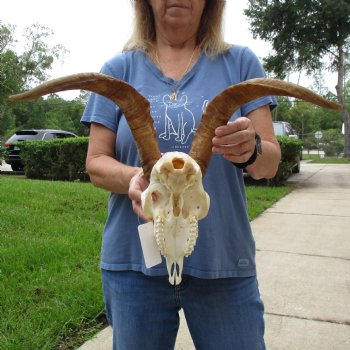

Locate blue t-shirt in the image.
[81,45,276,279]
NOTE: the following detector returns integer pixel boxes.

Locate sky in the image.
[2,0,337,99]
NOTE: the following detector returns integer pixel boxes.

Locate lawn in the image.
[308,157,350,164]
[246,185,292,220]
[0,176,291,349]
[0,177,109,350]
[302,154,350,164]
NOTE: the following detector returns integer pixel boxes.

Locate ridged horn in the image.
[189,78,342,175]
[9,73,162,180]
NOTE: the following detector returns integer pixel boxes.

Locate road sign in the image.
[315,131,323,139]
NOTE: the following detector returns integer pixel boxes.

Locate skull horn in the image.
[9,73,162,180]
[189,78,342,175]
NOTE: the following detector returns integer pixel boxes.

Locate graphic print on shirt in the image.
[202,99,209,113]
[159,94,196,145]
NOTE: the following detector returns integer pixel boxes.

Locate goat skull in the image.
[142,152,210,284]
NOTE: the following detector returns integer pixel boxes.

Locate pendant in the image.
[171,91,177,100]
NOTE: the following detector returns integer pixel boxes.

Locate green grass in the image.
[302,153,323,160]
[302,153,350,163]
[0,176,291,349]
[0,177,109,350]
[308,157,350,164]
[246,185,292,220]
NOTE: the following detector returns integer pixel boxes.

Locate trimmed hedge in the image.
[0,144,5,165]
[20,135,303,184]
[269,136,303,185]
[21,137,90,181]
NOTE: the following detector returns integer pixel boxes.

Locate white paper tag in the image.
[138,222,162,268]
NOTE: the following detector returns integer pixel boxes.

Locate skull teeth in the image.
[155,216,166,255]
[154,215,198,258]
[184,216,198,257]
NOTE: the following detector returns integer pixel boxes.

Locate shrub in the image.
[0,144,5,165]
[302,136,318,154]
[20,137,90,181]
[18,135,303,185]
[268,136,303,185]
[323,140,344,157]
[321,130,344,157]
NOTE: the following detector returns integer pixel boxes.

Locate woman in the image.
[82,0,281,349]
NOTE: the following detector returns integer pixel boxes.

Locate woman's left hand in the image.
[212,117,256,163]
[128,169,150,221]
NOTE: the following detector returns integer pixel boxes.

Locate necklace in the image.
[154,47,197,100]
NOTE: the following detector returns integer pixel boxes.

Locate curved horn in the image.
[9,73,162,180]
[189,78,342,175]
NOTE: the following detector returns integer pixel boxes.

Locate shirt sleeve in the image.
[80,58,125,133]
[239,46,277,116]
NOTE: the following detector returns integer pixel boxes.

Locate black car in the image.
[4,129,77,171]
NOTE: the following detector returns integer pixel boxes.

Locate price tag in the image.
[138,222,162,268]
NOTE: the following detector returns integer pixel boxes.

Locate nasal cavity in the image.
[172,157,185,169]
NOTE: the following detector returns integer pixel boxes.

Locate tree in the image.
[20,23,67,86]
[288,101,318,137]
[0,22,15,52]
[5,94,88,138]
[245,0,350,157]
[0,23,22,132]
[0,22,67,137]
[271,96,292,121]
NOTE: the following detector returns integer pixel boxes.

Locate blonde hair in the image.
[123,0,231,57]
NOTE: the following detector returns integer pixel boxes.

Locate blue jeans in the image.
[102,270,265,350]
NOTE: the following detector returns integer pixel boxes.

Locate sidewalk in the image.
[78,162,350,350]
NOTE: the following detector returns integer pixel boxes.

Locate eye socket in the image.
[151,191,159,202]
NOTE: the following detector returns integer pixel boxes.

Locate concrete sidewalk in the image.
[78,162,350,350]
[0,162,12,172]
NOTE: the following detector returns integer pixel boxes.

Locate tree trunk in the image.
[343,110,350,158]
[335,47,350,158]
[0,105,6,120]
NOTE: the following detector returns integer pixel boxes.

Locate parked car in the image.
[4,129,77,171]
[273,121,301,173]
[273,121,298,138]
